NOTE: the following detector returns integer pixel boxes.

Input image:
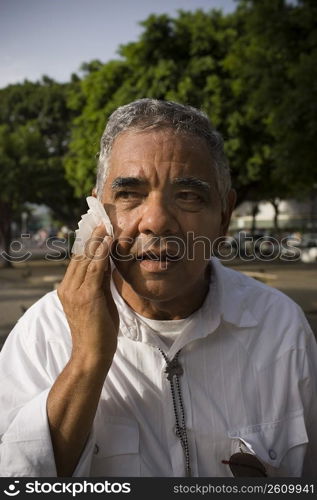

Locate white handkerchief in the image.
[71,196,113,255]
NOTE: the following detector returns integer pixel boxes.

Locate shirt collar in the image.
[211,257,258,328]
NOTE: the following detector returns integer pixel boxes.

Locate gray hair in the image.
[96,98,231,210]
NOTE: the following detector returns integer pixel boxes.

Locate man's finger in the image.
[84,236,113,290]
[63,224,108,289]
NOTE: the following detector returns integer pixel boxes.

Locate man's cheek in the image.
[185,234,213,261]
[114,210,140,235]
[112,237,134,261]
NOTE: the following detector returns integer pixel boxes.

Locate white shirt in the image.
[0,258,316,477]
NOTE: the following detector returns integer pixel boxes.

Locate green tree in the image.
[0,78,81,265]
[65,60,130,197]
[229,0,317,222]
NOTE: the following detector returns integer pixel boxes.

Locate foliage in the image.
[229,0,317,201]
[0,78,82,259]
[65,60,130,196]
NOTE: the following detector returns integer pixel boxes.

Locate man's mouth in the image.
[134,248,182,272]
[136,251,181,262]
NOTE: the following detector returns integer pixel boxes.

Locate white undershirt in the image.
[134,312,191,348]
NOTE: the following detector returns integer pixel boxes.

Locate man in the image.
[0,99,316,477]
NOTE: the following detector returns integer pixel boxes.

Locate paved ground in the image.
[0,257,316,350]
[0,260,67,350]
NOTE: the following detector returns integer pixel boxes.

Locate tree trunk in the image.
[0,201,13,268]
[310,187,317,231]
[270,199,280,235]
[251,203,259,235]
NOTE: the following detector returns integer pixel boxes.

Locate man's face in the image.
[102,128,234,303]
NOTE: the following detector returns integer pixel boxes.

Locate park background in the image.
[0,0,316,348]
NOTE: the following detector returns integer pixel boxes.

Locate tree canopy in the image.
[0,78,82,260]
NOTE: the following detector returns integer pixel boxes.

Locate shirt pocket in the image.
[228,411,308,477]
[90,416,140,477]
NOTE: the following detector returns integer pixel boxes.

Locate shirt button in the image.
[269,449,277,460]
[94,444,99,455]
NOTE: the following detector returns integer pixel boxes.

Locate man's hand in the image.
[57,224,119,366]
[48,224,119,477]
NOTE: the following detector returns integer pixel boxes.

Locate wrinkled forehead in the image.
[107,128,216,181]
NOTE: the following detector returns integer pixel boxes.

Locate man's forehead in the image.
[110,129,211,158]
[107,129,215,180]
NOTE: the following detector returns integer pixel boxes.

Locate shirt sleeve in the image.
[0,312,95,477]
[250,303,317,477]
[0,315,56,476]
[299,316,317,477]
[0,388,57,476]
[282,309,317,477]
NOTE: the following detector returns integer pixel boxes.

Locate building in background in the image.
[230,196,317,235]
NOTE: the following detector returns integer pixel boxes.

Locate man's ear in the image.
[91,187,97,198]
[221,189,237,235]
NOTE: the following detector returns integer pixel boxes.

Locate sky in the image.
[0,0,237,89]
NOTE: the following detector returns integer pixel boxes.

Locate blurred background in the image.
[1,0,316,348]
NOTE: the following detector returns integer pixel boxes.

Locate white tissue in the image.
[71,196,113,255]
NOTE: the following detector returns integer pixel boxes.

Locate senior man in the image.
[0,99,316,478]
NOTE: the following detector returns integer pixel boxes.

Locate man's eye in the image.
[115,191,142,200]
[177,192,202,202]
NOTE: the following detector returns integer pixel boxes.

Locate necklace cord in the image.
[157,348,191,477]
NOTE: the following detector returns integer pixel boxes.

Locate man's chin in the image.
[114,269,182,302]
[113,258,180,282]
[129,277,181,302]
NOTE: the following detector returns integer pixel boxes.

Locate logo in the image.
[4,481,20,496]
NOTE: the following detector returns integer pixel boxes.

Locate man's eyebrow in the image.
[111,176,211,193]
[172,177,211,193]
[111,177,147,189]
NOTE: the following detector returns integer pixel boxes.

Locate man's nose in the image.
[138,193,179,236]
